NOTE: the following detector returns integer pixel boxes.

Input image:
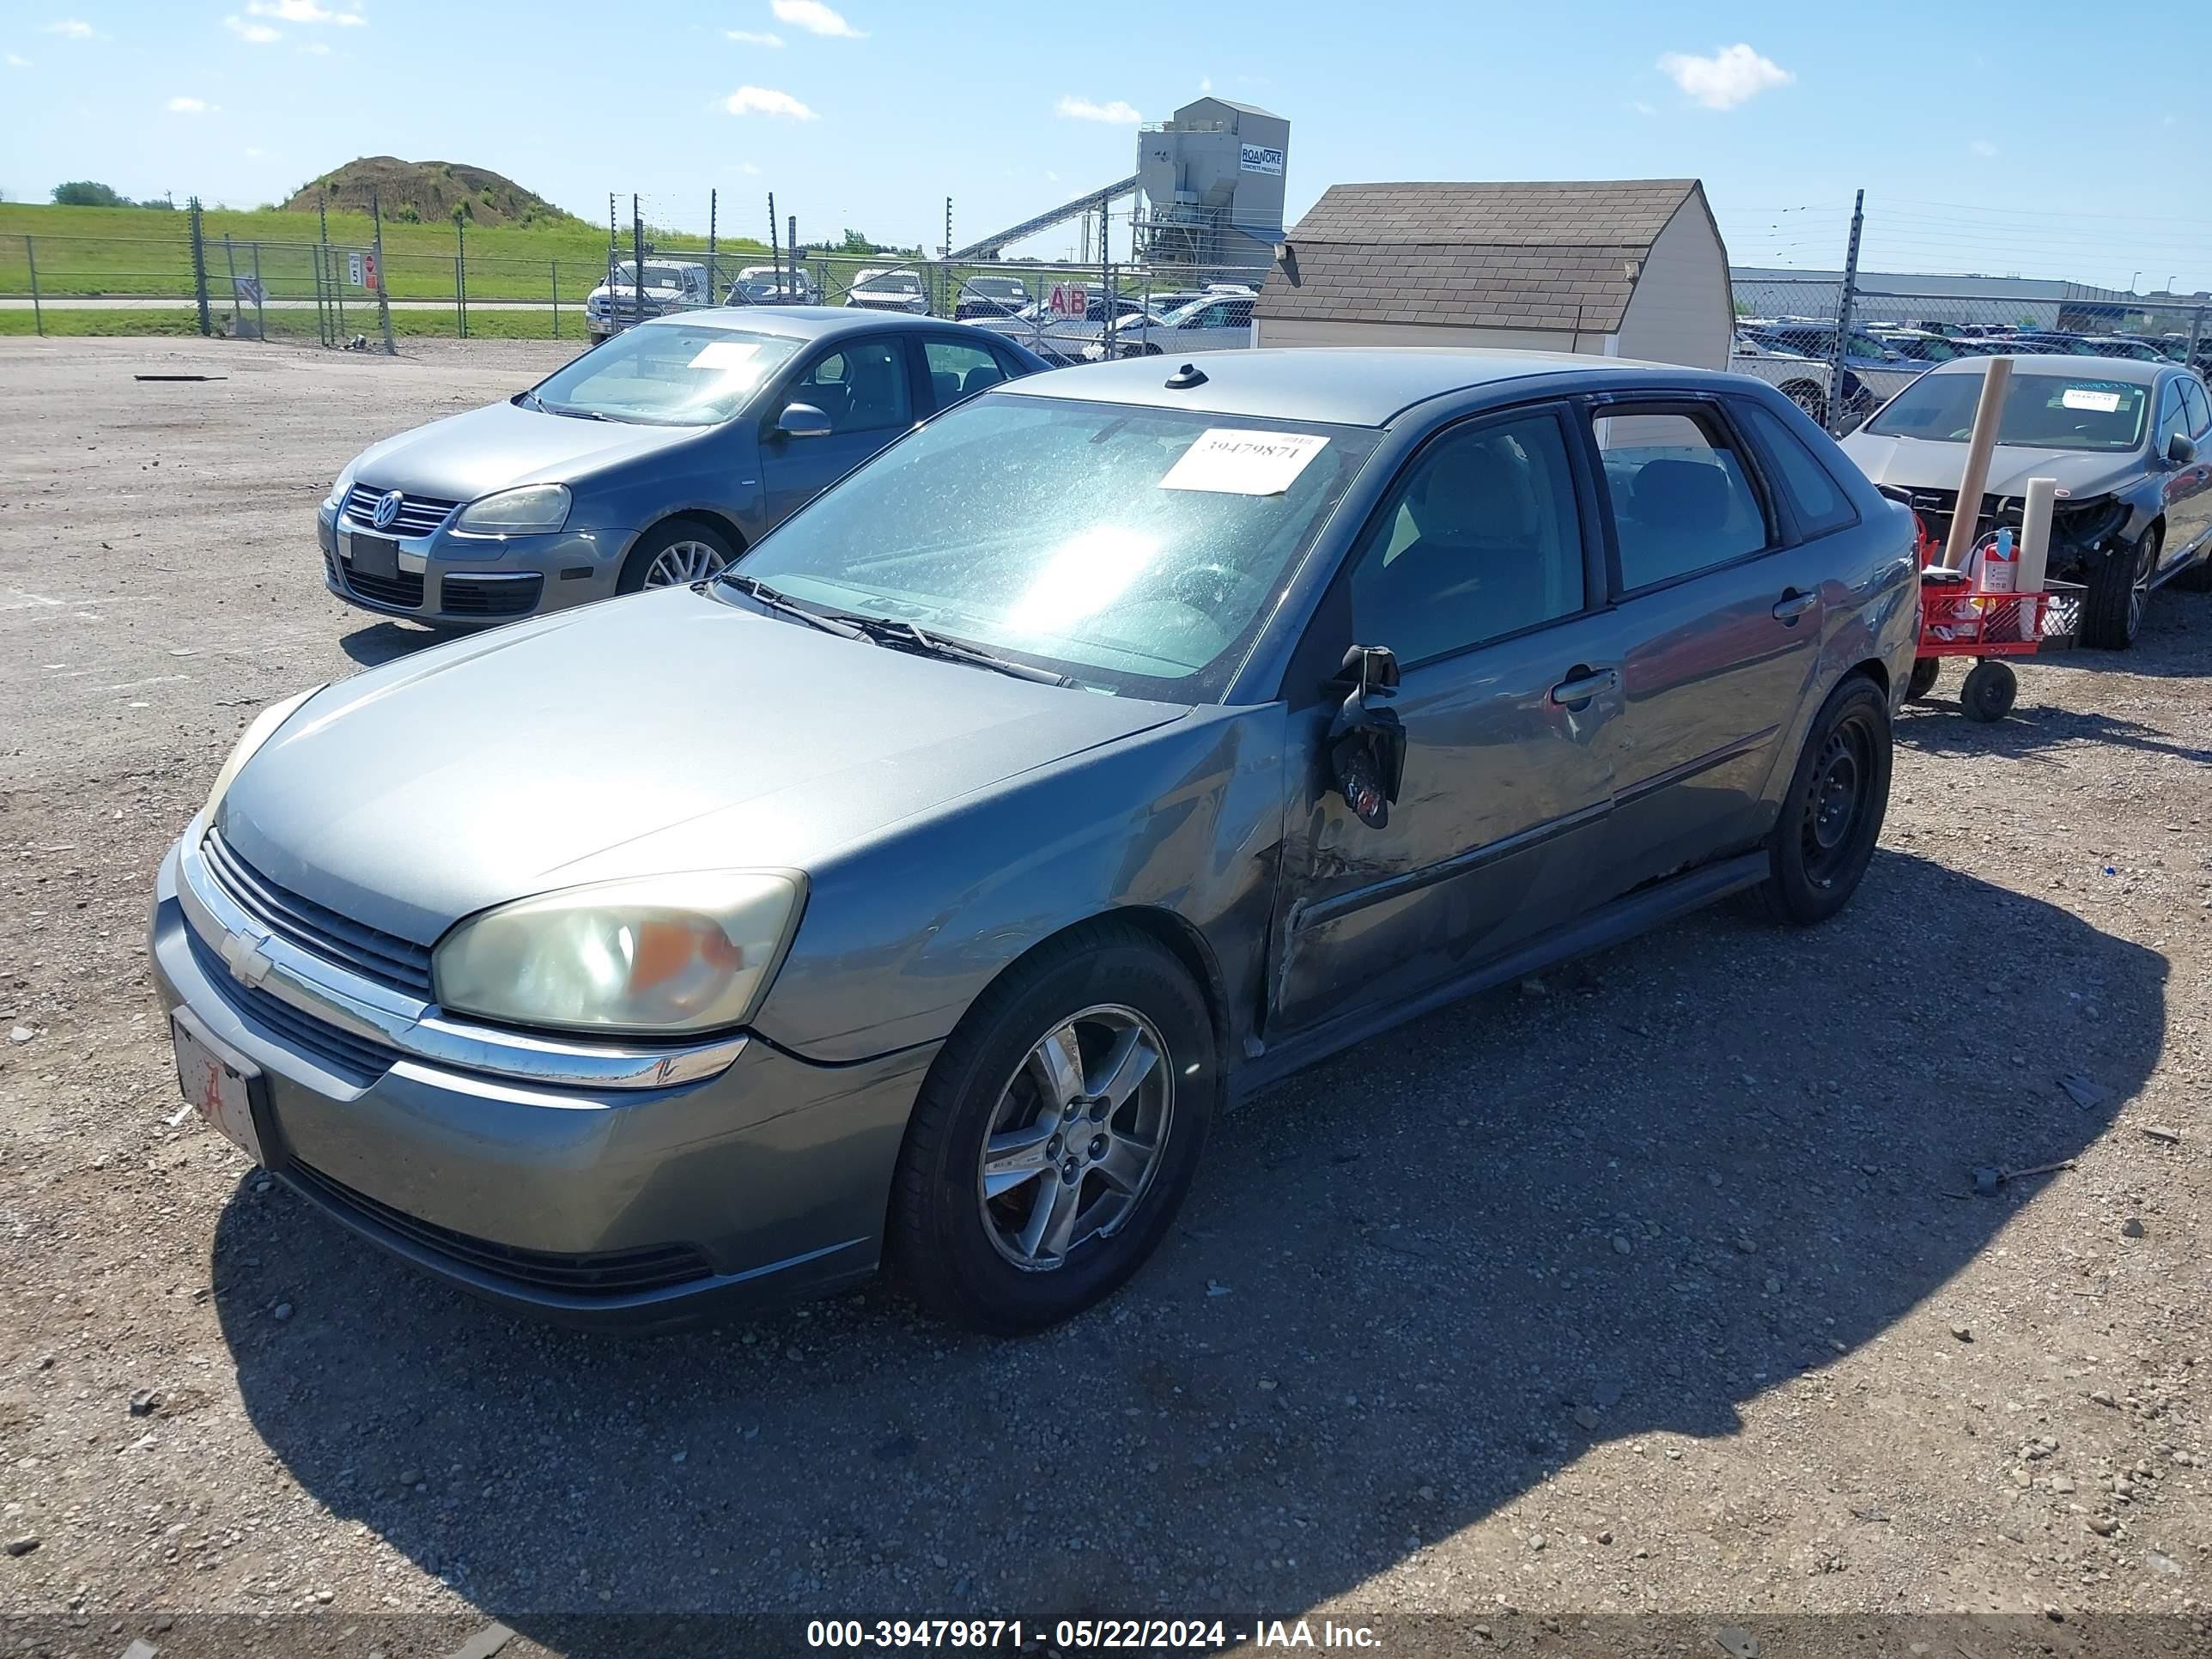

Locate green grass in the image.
[0,202,770,303]
[0,305,589,341]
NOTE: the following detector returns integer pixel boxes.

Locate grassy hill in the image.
[283,157,587,230]
[0,200,769,305]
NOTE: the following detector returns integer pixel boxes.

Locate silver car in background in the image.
[163,349,1914,1334]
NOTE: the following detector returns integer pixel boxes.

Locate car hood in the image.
[217,588,1188,945]
[348,399,702,501]
[1838,431,2142,499]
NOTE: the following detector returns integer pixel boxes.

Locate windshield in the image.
[860,271,921,293]
[1865,371,2152,453]
[527,324,801,425]
[723,397,1384,699]
[613,262,687,293]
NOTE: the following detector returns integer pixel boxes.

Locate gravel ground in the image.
[2,336,2209,1657]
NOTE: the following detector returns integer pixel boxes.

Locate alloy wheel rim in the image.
[1801,720,1872,886]
[2127,534,2156,636]
[977,1004,1173,1273]
[644,540,727,588]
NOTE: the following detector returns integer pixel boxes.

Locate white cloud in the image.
[167,96,216,113]
[724,84,816,119]
[1056,94,1140,124]
[1199,76,1211,92]
[1969,138,1998,157]
[245,145,265,157]
[300,40,331,52]
[1656,43,1793,111]
[740,161,762,175]
[45,19,97,37]
[247,0,364,24]
[224,15,282,42]
[5,52,30,66]
[769,0,862,37]
[726,28,782,45]
[1629,100,1656,115]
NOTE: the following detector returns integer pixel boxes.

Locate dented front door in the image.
[1267,614,1632,1038]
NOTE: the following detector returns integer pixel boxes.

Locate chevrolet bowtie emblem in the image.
[219,926,276,989]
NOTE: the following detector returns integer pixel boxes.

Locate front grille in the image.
[201,829,434,997]
[185,927,400,1085]
[343,483,459,538]
[441,574,544,617]
[288,1161,715,1297]
[340,565,426,611]
[1889,486,2007,548]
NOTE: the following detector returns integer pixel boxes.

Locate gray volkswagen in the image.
[316,308,1048,626]
[164,349,1916,1334]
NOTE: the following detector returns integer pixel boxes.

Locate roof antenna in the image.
[1165,362,1208,389]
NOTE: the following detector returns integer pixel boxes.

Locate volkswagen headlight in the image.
[455,483,571,534]
[433,871,805,1036]
[326,457,360,510]
[204,685,324,825]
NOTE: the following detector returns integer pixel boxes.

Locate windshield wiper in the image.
[718,574,864,637]
[845,616,1073,686]
[514,390,547,411]
[542,402,617,422]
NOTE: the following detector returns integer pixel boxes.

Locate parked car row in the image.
[179,337,1936,1336]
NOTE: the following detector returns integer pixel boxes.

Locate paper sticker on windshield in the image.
[1159,429,1329,496]
[689,341,762,371]
[2061,387,2123,413]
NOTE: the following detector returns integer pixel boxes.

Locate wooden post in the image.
[1942,356,2013,570]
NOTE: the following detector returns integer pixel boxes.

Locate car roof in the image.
[1912,353,2170,385]
[998,346,1760,428]
[634,306,940,342]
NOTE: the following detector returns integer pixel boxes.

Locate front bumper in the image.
[151,837,936,1329]
[317,501,628,628]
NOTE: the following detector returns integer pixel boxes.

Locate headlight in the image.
[433,871,805,1036]
[327,458,359,510]
[204,685,323,825]
[456,483,571,534]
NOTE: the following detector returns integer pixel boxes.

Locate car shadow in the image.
[1898,697,2212,766]
[340,621,449,669]
[211,851,2164,1643]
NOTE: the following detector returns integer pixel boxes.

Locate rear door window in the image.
[1735,399,1859,539]
[1588,405,1774,592]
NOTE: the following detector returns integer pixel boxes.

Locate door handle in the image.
[1772,588,1820,623]
[1549,666,1617,707]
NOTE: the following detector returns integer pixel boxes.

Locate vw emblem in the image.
[369,489,404,531]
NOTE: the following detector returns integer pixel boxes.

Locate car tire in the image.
[616,518,736,595]
[2080,524,2160,649]
[1905,657,1941,702]
[887,921,1217,1334]
[1959,659,2016,723]
[1758,674,1892,928]
[1783,381,1828,427]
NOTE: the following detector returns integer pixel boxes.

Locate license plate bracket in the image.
[349,533,401,581]
[171,1007,268,1165]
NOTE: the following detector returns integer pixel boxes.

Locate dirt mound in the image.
[283,157,585,228]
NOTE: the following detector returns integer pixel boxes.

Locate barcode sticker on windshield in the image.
[689,341,762,371]
[1160,429,1329,496]
[2061,388,2123,412]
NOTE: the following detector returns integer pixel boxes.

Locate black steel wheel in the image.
[1759,675,1892,927]
[1960,659,2017,723]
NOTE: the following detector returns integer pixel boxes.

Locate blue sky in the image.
[7,0,2211,291]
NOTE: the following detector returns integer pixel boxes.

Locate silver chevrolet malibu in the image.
[155,349,1917,1333]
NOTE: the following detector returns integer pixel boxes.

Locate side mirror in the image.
[1325,645,1406,830]
[2167,431,2197,466]
[775,402,833,441]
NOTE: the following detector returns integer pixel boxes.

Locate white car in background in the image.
[584,260,711,339]
[844,268,929,314]
[1083,292,1255,362]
